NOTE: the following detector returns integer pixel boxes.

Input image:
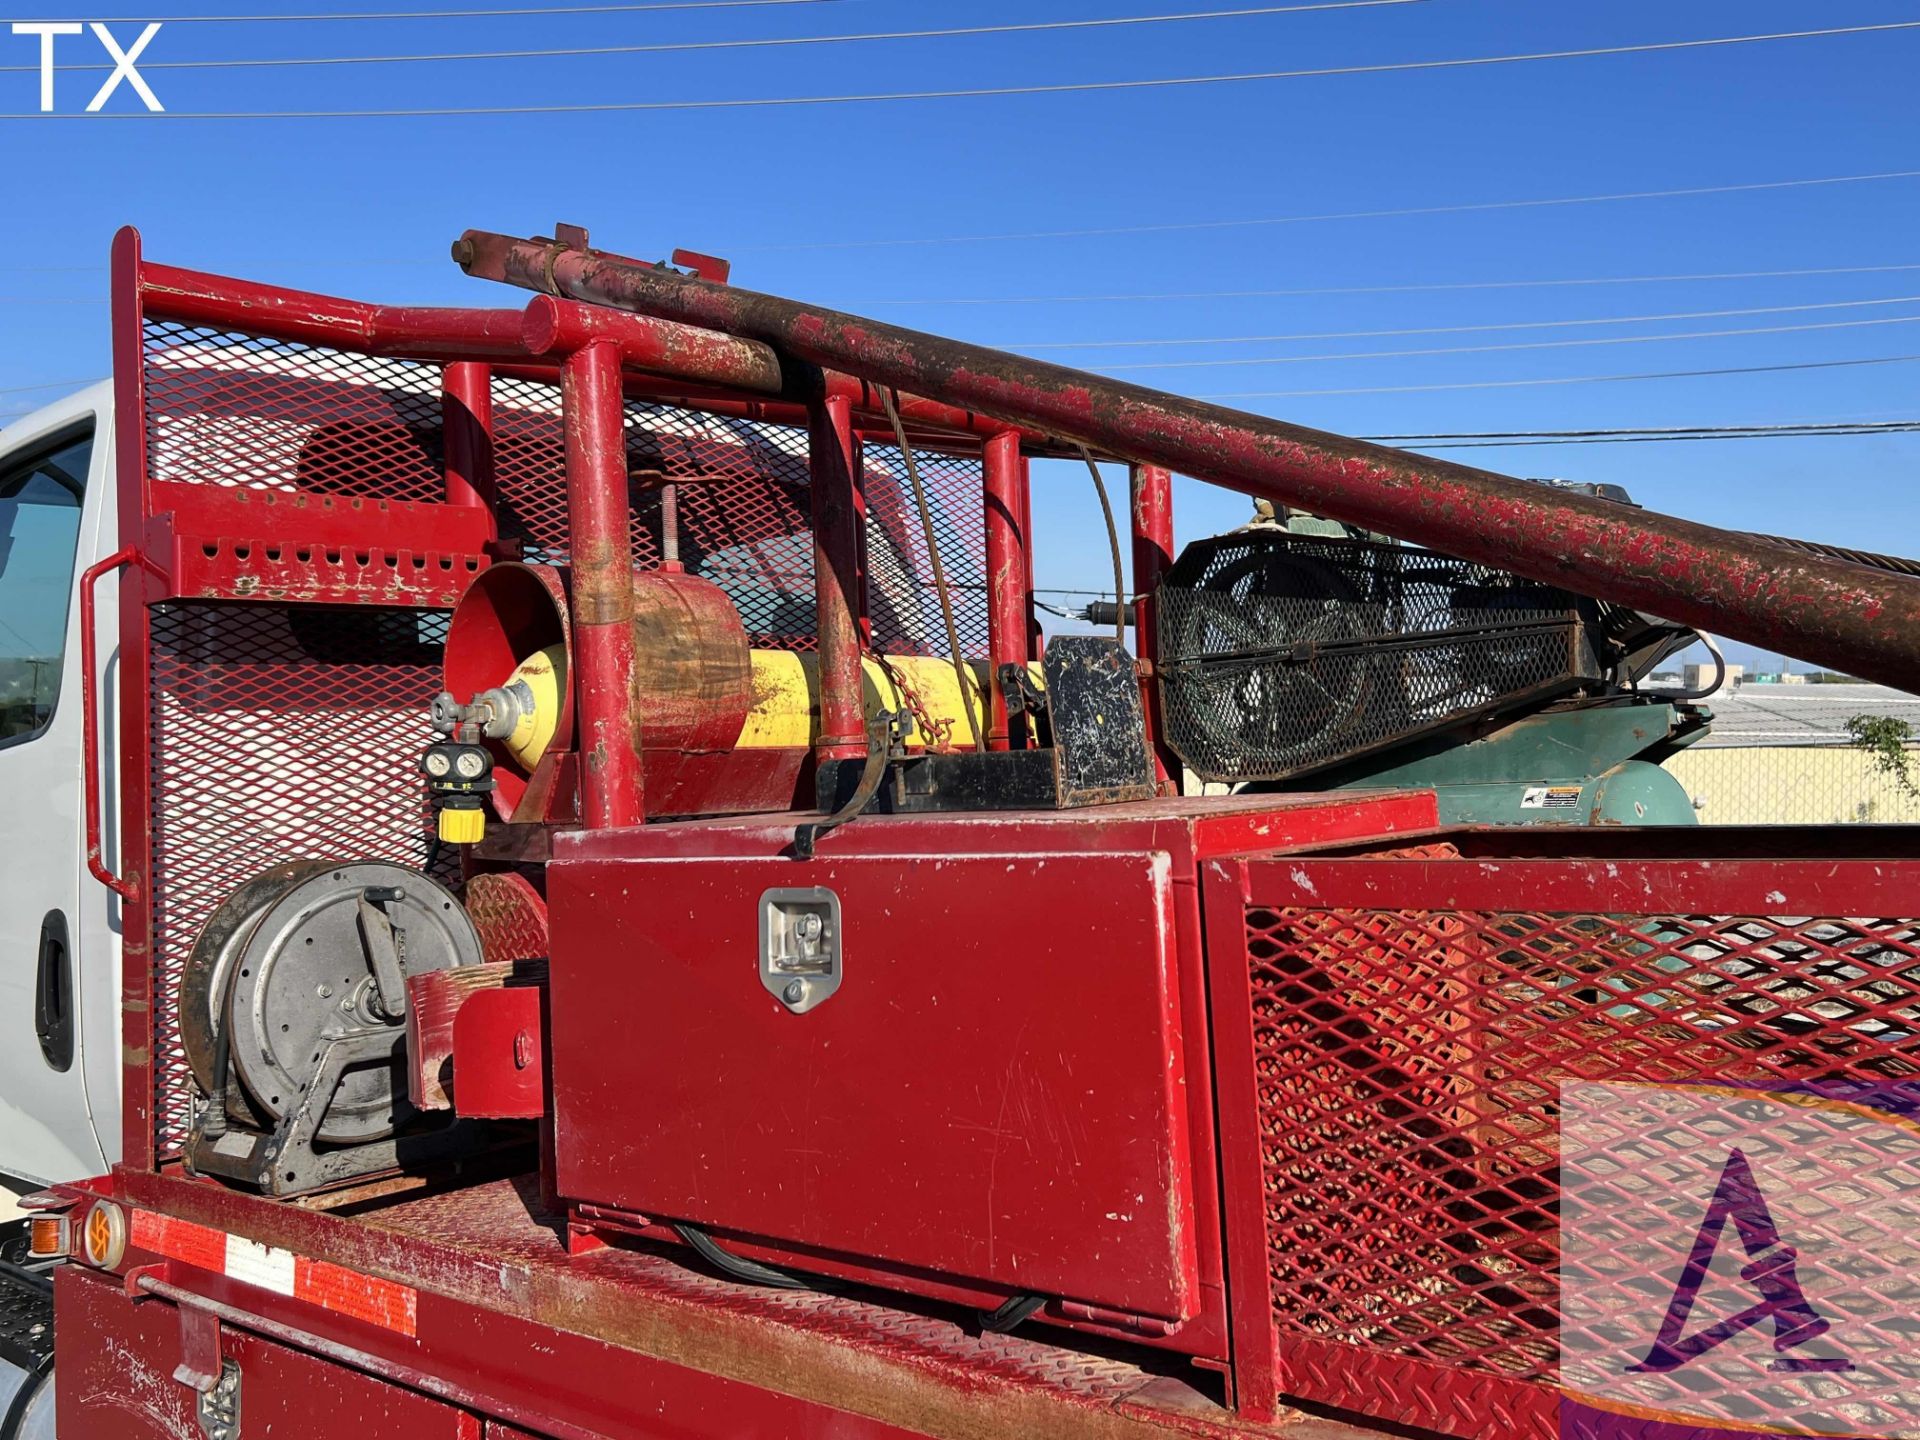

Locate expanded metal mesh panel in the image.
[143,319,446,500]
[146,603,450,1158]
[488,374,983,656]
[862,444,990,658]
[1159,534,1584,781]
[1246,902,1920,1436]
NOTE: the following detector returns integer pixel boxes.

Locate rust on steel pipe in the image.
[455,230,1920,692]
[1132,464,1177,786]
[522,295,784,394]
[808,381,868,765]
[563,339,645,828]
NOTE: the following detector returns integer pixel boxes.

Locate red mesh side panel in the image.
[147,603,450,1158]
[862,443,989,658]
[1245,904,1920,1436]
[143,319,446,500]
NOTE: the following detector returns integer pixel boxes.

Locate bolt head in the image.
[781,979,807,1005]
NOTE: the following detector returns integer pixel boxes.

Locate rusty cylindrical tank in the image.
[444,561,752,818]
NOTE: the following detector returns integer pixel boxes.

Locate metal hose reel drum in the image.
[183,861,483,1153]
[441,561,755,819]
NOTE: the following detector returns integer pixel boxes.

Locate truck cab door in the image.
[0,384,118,1186]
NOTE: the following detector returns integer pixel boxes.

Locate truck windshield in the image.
[0,427,89,743]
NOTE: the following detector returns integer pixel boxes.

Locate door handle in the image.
[35,910,73,1073]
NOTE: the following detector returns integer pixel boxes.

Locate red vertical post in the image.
[1132,463,1178,788]
[110,226,157,1171]
[809,386,867,766]
[562,339,643,828]
[442,360,496,533]
[1017,455,1042,660]
[982,431,1027,750]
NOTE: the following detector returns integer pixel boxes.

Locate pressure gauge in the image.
[454,748,490,780]
[422,748,453,779]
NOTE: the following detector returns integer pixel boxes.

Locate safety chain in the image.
[871,651,958,754]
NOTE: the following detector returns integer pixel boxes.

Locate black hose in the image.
[672,1224,809,1291]
[978,1293,1047,1334]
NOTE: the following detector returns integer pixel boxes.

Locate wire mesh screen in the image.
[1158,533,1586,781]
[492,374,818,646]
[489,374,985,656]
[1245,896,1920,1438]
[143,319,446,500]
[146,603,451,1160]
[862,443,989,658]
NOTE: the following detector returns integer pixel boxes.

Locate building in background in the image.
[1664,683,1920,823]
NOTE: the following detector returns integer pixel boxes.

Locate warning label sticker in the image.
[1521,785,1583,811]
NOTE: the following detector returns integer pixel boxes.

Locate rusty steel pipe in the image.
[522,295,784,394]
[808,384,867,765]
[1132,464,1177,785]
[563,339,645,827]
[456,230,1920,691]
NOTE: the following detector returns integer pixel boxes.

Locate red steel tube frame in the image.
[1132,464,1177,786]
[561,340,645,828]
[809,386,867,764]
[442,360,497,525]
[454,230,1920,692]
[983,431,1027,750]
[522,295,783,395]
[79,546,165,904]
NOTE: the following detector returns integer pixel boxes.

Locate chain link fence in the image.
[1659,683,1920,824]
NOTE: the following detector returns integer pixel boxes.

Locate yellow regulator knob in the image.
[437,805,487,845]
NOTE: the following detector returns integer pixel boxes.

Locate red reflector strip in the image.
[130,1210,418,1339]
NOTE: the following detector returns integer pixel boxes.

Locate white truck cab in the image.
[0,382,122,1195]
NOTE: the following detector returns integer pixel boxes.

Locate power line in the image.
[851,262,1920,307]
[1089,313,1920,372]
[742,168,1920,253]
[1199,353,1920,399]
[11,19,1917,119]
[1368,421,1920,449]
[1372,419,1920,441]
[0,378,105,396]
[9,1,1422,72]
[1011,293,1920,352]
[93,0,867,22]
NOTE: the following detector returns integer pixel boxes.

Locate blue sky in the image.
[1,0,1916,667]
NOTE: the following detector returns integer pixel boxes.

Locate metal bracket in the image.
[194,1359,241,1440]
[187,1030,479,1196]
[355,891,410,1019]
[760,888,842,1014]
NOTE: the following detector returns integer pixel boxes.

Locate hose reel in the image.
[182,860,485,1195]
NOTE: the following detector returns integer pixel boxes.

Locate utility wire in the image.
[92,0,868,23]
[743,168,1920,253]
[1199,354,1920,399]
[1010,293,1920,351]
[850,263,1920,307]
[9,1,1423,72]
[1371,419,1920,441]
[1089,313,1920,372]
[0,378,106,396]
[1401,429,1920,448]
[12,19,1917,118]
[1371,421,1920,449]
